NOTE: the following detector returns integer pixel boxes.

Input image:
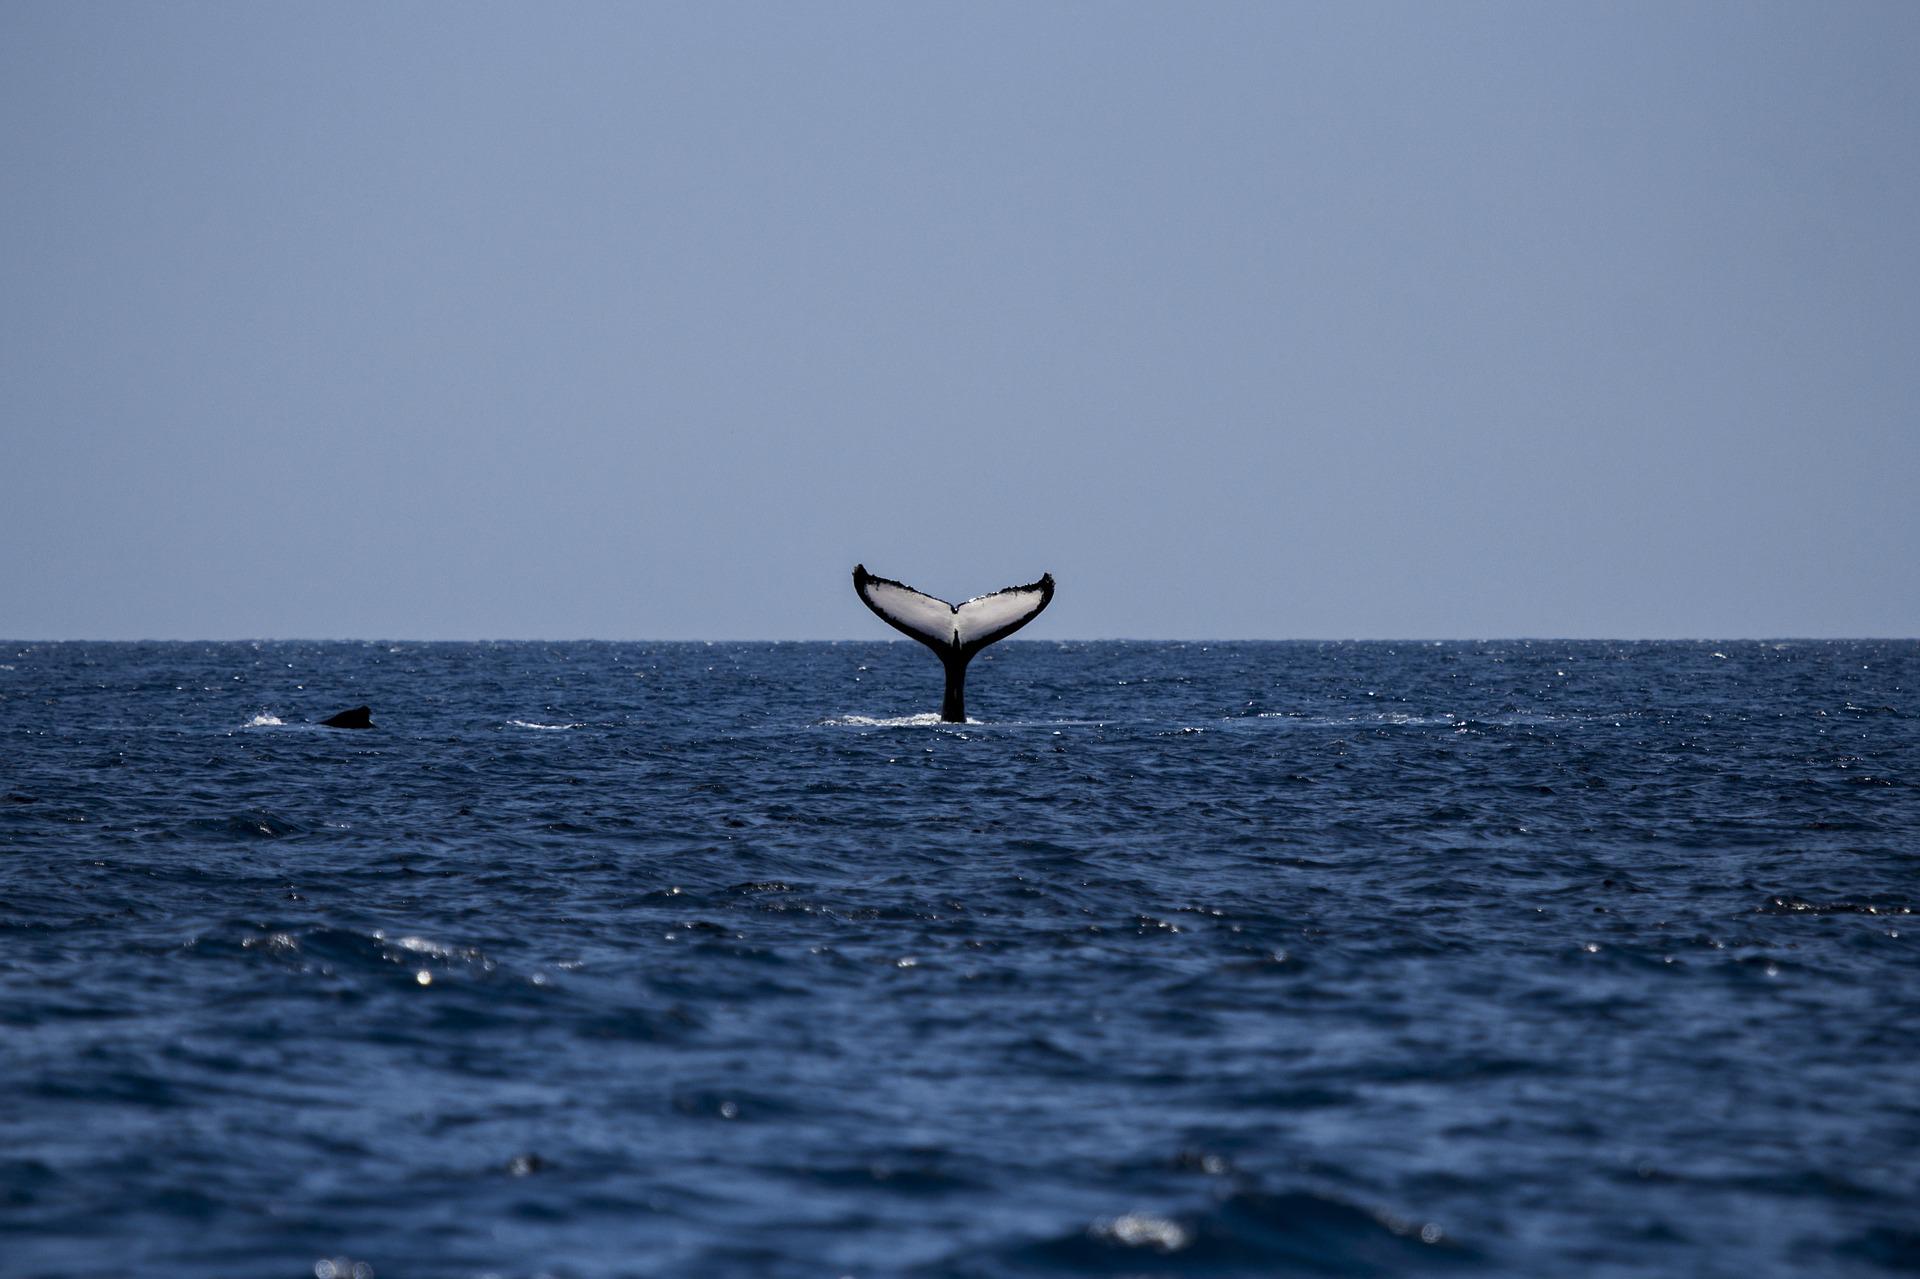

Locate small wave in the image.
[230,925,504,985]
[188,810,305,840]
[1009,1187,1473,1273]
[1252,711,1455,725]
[374,931,465,960]
[242,714,285,728]
[1757,896,1912,917]
[508,720,585,731]
[1250,710,1569,728]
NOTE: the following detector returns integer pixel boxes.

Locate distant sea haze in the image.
[2,639,1915,1277]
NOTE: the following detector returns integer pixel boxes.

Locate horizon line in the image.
[5,635,1916,646]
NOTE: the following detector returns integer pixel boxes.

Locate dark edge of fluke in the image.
[319,706,374,729]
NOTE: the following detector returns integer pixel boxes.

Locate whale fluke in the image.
[852,565,1054,722]
[320,705,374,729]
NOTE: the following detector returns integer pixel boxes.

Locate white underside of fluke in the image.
[858,577,964,647]
[952,585,1052,647]
[853,567,1054,653]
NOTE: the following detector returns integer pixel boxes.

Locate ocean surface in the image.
[2,639,1916,1279]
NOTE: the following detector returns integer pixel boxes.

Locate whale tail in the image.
[852,565,1054,722]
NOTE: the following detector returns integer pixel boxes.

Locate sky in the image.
[3,2,1916,640]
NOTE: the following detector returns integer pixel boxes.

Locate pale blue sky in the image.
[3,3,1916,639]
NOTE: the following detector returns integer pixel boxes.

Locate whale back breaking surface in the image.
[320,705,374,729]
[852,565,1054,721]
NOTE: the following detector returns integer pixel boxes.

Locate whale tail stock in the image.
[851,564,1054,722]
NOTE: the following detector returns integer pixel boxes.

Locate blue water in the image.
[2,640,1916,1278]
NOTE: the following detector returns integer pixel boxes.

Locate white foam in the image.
[1094,1213,1192,1253]
[823,713,965,727]
[242,714,285,728]
[509,720,584,731]
[380,933,458,958]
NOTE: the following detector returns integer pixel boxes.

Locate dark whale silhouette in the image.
[852,565,1054,722]
[319,705,374,729]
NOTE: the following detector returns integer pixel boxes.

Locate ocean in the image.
[1,639,1914,1278]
